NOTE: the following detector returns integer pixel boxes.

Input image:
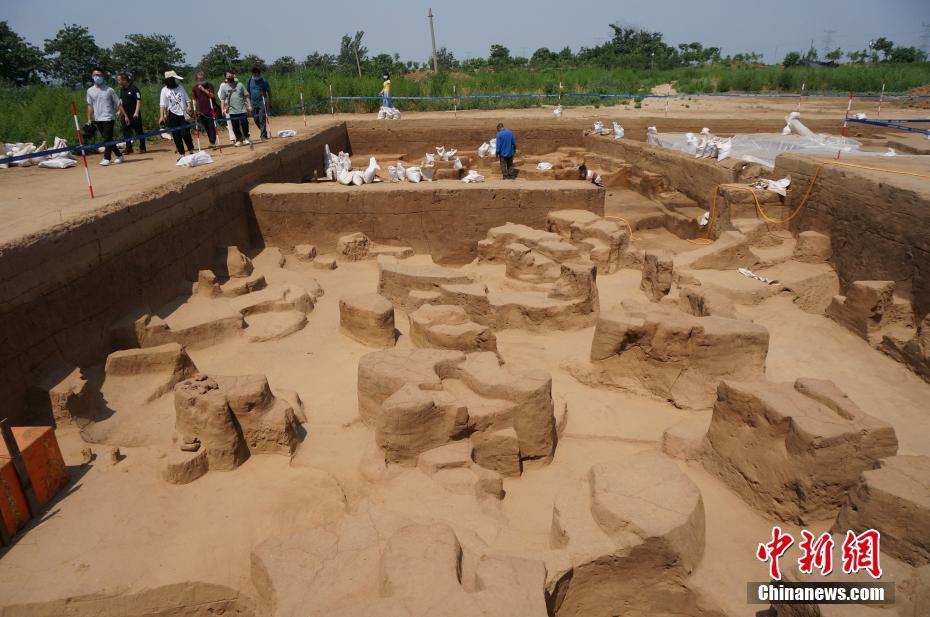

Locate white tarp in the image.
[647,114,897,169]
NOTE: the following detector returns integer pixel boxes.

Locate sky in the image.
[2,0,928,66]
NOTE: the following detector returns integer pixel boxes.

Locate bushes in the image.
[3,63,928,144]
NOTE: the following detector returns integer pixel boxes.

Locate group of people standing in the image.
[85,66,273,164]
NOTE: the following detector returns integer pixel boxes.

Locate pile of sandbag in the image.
[462,170,485,183]
[338,157,381,185]
[435,145,457,161]
[591,121,611,136]
[2,137,76,169]
[612,122,624,140]
[553,105,563,119]
[477,138,497,158]
[324,145,354,180]
[377,106,401,120]
[387,162,425,183]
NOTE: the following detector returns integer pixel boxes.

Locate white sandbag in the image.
[424,152,436,164]
[478,142,491,158]
[421,165,434,181]
[337,168,355,185]
[405,166,422,183]
[435,146,457,161]
[453,158,463,170]
[362,157,379,183]
[351,171,364,185]
[388,108,401,120]
[48,137,73,159]
[462,170,485,183]
[38,157,76,169]
[536,162,553,171]
[176,151,214,167]
[277,129,297,138]
[487,138,496,157]
[646,126,659,145]
[323,144,335,179]
[338,151,352,171]
[11,144,38,167]
[593,121,604,133]
[612,122,624,140]
[553,105,563,119]
[378,107,388,120]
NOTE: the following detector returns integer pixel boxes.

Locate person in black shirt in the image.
[118,73,146,154]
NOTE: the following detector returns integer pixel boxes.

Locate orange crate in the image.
[0,426,68,512]
[0,457,29,542]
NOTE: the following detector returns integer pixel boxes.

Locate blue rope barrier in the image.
[846,117,930,136]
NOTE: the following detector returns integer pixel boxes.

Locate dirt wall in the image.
[249,180,604,264]
[775,154,930,321]
[0,123,349,423]
[584,136,765,208]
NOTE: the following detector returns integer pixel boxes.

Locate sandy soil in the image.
[2,103,929,616]
[3,235,929,614]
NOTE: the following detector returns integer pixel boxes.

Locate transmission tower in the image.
[822,29,836,56]
[921,23,930,55]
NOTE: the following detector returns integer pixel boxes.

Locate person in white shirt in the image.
[85,68,124,166]
[158,70,195,158]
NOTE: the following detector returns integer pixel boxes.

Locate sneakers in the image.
[243,139,252,146]
[99,159,111,166]
[113,157,124,164]
[234,140,241,147]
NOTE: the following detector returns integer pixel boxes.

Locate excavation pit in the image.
[2,106,929,617]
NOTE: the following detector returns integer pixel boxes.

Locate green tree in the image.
[44,24,107,87]
[889,46,926,63]
[111,33,185,82]
[270,55,297,73]
[433,47,458,71]
[200,44,241,77]
[0,21,45,84]
[847,49,868,63]
[530,47,556,67]
[557,46,574,66]
[782,51,802,67]
[872,37,894,61]
[489,44,511,69]
[825,48,843,62]
[304,52,336,72]
[241,54,266,74]
[338,32,367,77]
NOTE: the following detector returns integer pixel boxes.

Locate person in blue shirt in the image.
[495,123,517,180]
[247,66,272,140]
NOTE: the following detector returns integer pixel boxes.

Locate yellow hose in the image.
[688,160,930,245]
[605,215,635,240]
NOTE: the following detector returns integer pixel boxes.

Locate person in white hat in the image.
[158,70,195,158]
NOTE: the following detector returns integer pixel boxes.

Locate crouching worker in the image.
[579,163,604,188]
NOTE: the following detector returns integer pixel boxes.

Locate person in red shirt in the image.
[191,70,219,149]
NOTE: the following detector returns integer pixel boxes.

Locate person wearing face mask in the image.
[191,70,219,149]
[85,68,125,166]
[247,66,271,140]
[218,70,253,147]
[159,70,196,159]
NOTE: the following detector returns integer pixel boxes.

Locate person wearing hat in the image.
[85,68,125,166]
[159,70,195,158]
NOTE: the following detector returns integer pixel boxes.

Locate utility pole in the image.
[428,8,439,72]
[921,23,930,55]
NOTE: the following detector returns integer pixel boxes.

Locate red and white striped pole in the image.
[70,101,95,199]
[797,80,807,112]
[329,84,335,115]
[836,90,855,160]
[877,81,886,118]
[300,89,307,127]
[453,84,457,119]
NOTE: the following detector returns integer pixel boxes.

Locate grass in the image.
[2,63,928,144]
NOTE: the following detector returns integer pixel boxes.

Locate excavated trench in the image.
[2,116,929,617]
